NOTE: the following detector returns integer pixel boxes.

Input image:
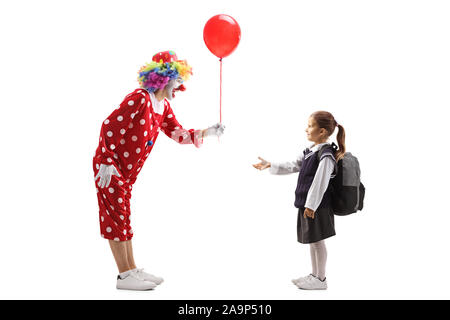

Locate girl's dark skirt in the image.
[297,206,336,244]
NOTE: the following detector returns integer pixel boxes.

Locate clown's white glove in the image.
[203,123,226,138]
[95,164,121,188]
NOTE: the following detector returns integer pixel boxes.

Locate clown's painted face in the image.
[164,78,184,101]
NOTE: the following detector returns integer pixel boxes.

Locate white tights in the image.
[310,240,327,281]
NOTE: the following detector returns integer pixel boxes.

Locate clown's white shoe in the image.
[116,272,157,291]
[134,269,164,285]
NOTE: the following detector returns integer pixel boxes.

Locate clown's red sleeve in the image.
[96,90,147,166]
[160,103,203,148]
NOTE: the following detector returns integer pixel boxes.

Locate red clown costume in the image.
[93,51,221,241]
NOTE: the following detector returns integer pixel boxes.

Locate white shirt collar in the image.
[149,92,166,115]
[310,142,330,152]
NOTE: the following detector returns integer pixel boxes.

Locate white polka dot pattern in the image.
[94,88,203,241]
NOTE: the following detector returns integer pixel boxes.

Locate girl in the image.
[253,111,345,290]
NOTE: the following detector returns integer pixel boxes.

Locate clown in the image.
[93,51,225,291]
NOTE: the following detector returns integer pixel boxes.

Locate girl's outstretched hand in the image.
[303,208,315,219]
[253,157,271,170]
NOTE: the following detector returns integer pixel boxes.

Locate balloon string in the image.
[218,58,222,143]
[219,58,223,124]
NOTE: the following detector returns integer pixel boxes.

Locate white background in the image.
[0,0,449,299]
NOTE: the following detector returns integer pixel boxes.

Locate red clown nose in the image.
[176,84,186,92]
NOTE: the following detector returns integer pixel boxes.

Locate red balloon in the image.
[203,14,241,59]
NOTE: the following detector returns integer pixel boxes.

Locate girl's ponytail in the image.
[335,123,346,161]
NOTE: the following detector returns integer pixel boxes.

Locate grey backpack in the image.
[319,143,365,216]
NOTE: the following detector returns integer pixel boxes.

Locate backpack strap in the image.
[317,143,339,177]
[317,142,338,161]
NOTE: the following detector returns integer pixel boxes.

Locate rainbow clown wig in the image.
[138,51,193,93]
